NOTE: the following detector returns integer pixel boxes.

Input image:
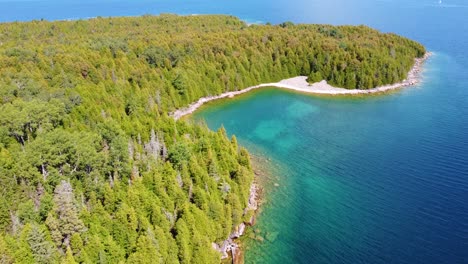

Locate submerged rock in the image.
[266,231,279,242]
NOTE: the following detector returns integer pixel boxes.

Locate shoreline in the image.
[212,182,261,263]
[179,52,431,262]
[172,52,432,120]
[213,154,269,264]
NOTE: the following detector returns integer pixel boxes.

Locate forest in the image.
[0,15,425,263]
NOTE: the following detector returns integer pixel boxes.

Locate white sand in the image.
[172,52,431,120]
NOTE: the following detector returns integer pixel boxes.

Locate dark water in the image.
[3,1,468,263]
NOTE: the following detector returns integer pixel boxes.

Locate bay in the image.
[2,1,468,263]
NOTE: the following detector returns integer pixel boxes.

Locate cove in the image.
[192,51,468,263]
[3,0,468,263]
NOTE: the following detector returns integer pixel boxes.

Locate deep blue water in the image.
[194,51,468,263]
[2,1,468,263]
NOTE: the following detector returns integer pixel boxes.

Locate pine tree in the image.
[46,181,86,250]
[26,224,58,264]
[61,246,77,264]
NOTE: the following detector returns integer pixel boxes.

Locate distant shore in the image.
[172,52,431,120]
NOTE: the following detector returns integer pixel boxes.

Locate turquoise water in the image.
[194,53,468,263]
[3,0,468,263]
[191,2,468,262]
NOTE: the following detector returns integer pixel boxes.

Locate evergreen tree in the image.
[46,181,86,250]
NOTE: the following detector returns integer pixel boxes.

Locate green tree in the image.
[46,181,86,250]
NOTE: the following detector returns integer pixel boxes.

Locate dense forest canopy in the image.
[0,15,425,263]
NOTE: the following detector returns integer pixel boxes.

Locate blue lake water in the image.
[2,1,468,263]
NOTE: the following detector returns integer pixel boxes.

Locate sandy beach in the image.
[172,52,431,120]
[172,52,432,262]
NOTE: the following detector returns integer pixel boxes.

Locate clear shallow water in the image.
[195,52,468,263]
[3,0,468,263]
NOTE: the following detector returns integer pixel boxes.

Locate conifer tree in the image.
[46,181,86,250]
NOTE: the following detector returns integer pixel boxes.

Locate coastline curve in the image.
[172,52,432,120]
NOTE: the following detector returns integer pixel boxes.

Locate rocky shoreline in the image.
[173,52,432,263]
[172,52,432,120]
[212,183,259,263]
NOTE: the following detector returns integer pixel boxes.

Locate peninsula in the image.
[173,52,431,120]
[0,14,426,263]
